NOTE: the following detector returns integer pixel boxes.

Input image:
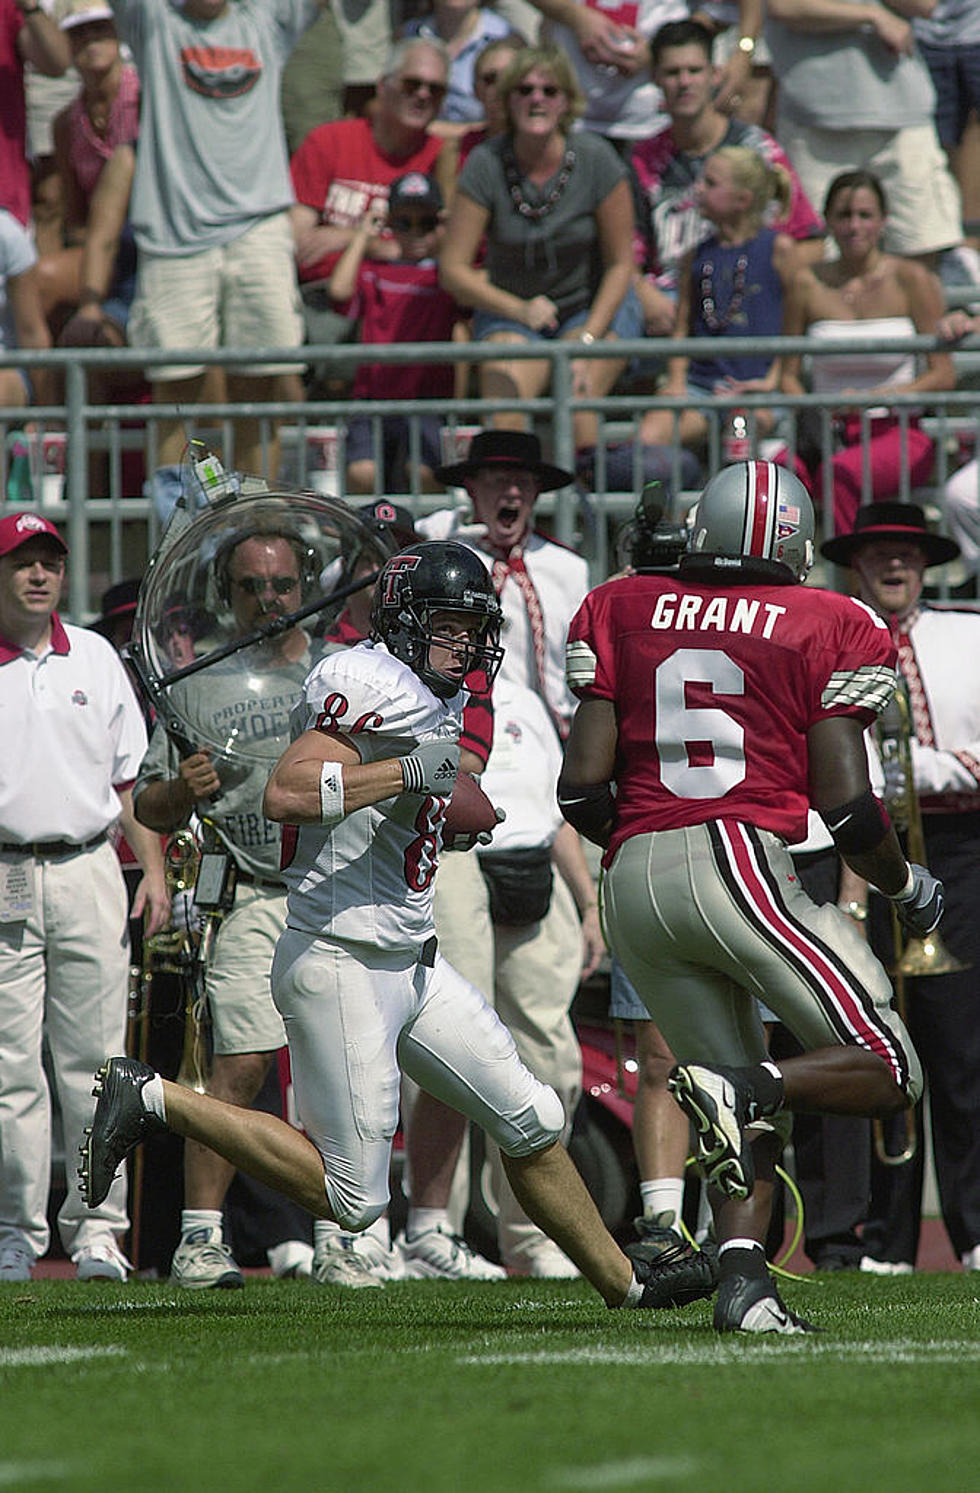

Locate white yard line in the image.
[0,1346,126,1367]
[547,1456,700,1488]
[457,1339,980,1367]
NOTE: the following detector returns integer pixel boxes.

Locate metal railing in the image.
[3,332,978,618]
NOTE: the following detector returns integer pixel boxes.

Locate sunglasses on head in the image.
[391,214,440,232]
[398,75,447,100]
[232,574,300,596]
[515,82,562,98]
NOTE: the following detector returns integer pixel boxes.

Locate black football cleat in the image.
[627,1233,720,1310]
[78,1057,164,1208]
[667,1063,765,1201]
[714,1271,821,1335]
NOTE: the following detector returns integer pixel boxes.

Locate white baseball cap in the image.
[60,1,116,32]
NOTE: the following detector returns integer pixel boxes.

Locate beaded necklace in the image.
[503,140,576,224]
[699,249,750,331]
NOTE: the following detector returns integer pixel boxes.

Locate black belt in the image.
[419,935,438,968]
[0,830,107,857]
[235,869,285,890]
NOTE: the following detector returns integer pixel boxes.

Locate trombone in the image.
[871,680,967,1165]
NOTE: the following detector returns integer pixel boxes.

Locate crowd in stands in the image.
[2,1,980,1292]
[2,2,979,543]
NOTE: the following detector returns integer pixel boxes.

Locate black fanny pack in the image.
[477,846,554,926]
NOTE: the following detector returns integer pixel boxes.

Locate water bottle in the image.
[723,409,751,465]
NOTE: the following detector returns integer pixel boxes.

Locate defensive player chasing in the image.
[557,461,941,1333]
[80,541,708,1311]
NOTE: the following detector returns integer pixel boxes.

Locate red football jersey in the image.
[567,573,897,859]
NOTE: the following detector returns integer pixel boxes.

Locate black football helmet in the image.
[370,540,504,699]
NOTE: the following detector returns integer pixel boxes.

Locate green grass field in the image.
[2,1272,979,1493]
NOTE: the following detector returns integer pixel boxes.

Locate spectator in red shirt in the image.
[290,36,448,346]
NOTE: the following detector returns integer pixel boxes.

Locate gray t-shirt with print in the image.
[135,643,314,881]
[457,128,627,321]
[111,0,317,254]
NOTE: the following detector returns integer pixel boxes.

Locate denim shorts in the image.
[345,412,444,477]
[473,284,644,344]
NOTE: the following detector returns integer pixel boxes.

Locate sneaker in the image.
[633,1210,685,1256]
[312,1229,398,1288]
[859,1255,915,1276]
[79,1057,164,1209]
[714,1271,819,1334]
[0,1244,34,1283]
[73,1240,131,1282]
[267,1240,314,1280]
[520,1241,580,1279]
[962,1244,980,1272]
[667,1062,768,1201]
[171,1229,245,1290]
[627,1233,720,1309]
[399,1225,507,1281]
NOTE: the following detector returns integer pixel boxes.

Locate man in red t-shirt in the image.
[290,35,447,320]
[558,460,938,1334]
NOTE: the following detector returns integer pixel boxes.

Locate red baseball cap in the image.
[0,512,68,559]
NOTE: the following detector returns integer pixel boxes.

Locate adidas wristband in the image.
[319,761,345,827]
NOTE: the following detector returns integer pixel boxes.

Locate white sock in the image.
[406,1207,450,1240]
[141,1072,166,1122]
[718,1237,766,1258]
[181,1208,222,1240]
[639,1178,685,1227]
[314,1219,345,1246]
[622,1273,645,1308]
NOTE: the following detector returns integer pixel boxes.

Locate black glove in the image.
[399,740,460,796]
[891,863,944,937]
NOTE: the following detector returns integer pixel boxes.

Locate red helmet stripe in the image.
[745,461,776,557]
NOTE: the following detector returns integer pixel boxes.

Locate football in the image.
[442,771,499,849]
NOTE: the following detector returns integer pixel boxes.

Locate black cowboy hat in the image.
[820,502,961,569]
[88,578,140,635]
[435,429,574,492]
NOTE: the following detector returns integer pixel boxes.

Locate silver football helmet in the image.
[691,461,814,581]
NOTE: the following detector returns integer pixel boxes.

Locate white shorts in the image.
[776,117,962,258]
[206,883,287,1056]
[271,931,564,1231]
[129,211,305,381]
[603,822,922,1111]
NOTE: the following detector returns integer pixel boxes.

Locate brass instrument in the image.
[164,830,214,1095]
[872,681,967,1165]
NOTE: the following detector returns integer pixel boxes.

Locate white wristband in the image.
[892,864,915,902]
[319,761,345,827]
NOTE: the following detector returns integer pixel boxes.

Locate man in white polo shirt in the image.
[0,511,168,1283]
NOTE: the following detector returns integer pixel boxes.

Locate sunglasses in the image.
[398,75,447,101]
[391,214,439,232]
[232,575,300,596]
[515,82,562,99]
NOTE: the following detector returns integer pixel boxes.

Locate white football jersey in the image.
[281,640,463,949]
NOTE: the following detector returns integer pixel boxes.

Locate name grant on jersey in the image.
[649,592,787,639]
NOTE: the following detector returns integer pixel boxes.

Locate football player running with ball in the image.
[81,541,712,1311]
[558,462,939,1334]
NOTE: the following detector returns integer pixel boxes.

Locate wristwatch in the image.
[838,901,868,923]
[737,35,756,57]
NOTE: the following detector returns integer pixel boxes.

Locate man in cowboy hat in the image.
[822,502,980,1277]
[433,428,582,738]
